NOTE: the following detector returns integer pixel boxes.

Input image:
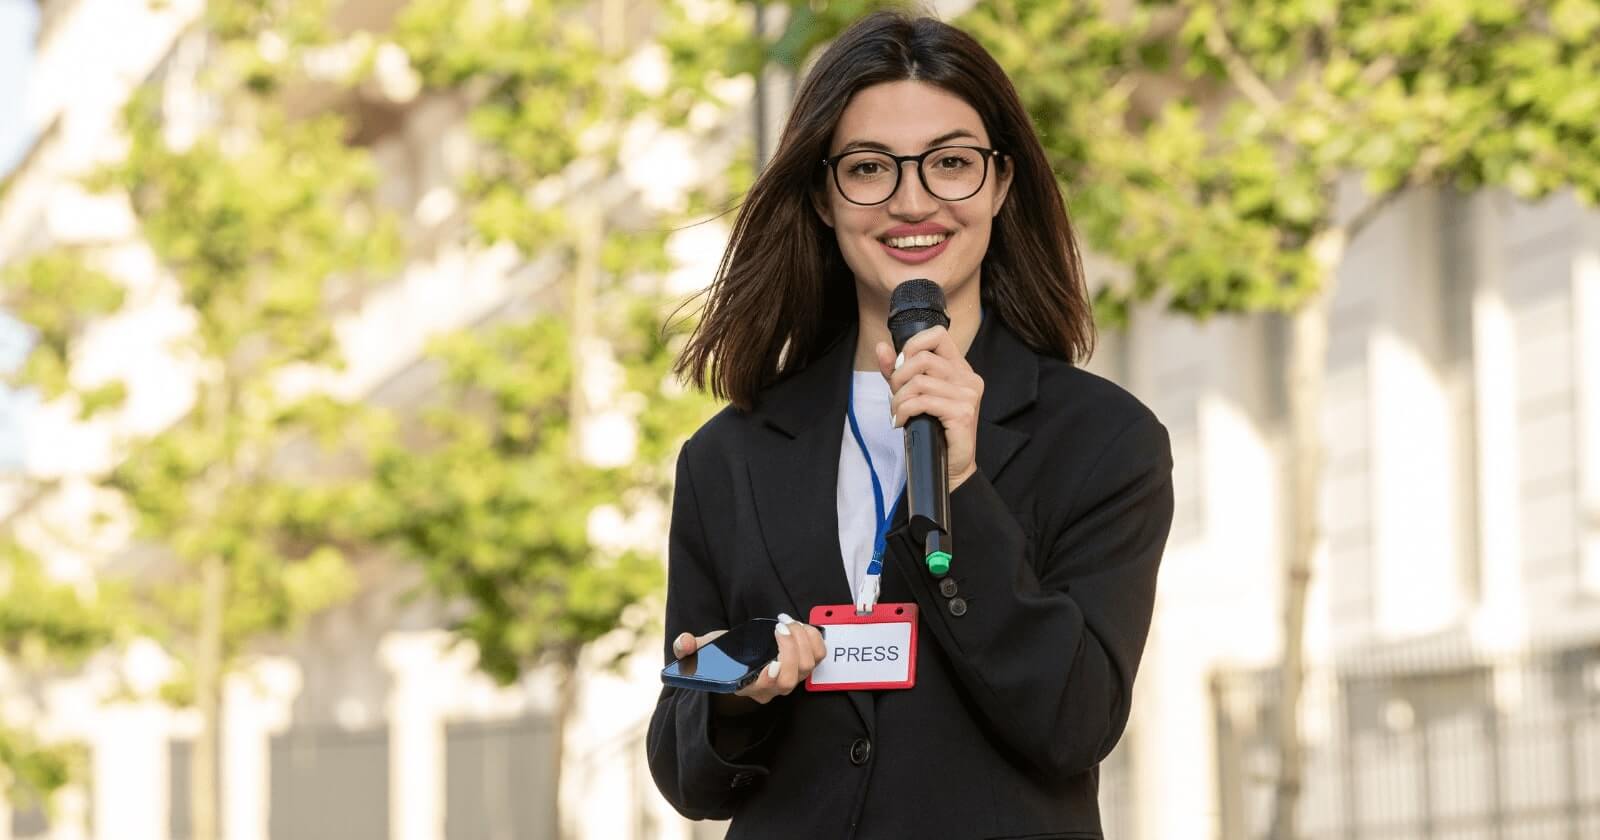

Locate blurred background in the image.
[2,1,1600,839]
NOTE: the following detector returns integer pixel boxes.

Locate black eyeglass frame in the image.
[820,145,1005,206]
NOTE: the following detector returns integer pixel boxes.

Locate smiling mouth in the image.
[880,232,951,250]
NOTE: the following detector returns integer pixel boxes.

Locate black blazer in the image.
[647,314,1174,839]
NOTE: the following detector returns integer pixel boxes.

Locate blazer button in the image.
[948,596,968,617]
[730,771,757,790]
[938,578,959,598]
[848,737,872,766]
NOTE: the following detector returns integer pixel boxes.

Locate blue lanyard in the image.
[846,381,902,584]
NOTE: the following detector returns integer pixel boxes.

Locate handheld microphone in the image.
[888,279,953,577]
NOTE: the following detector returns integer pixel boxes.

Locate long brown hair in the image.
[674,10,1095,411]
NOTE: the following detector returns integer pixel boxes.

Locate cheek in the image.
[834,208,881,250]
[954,206,995,249]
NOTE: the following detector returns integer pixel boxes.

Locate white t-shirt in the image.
[837,371,906,600]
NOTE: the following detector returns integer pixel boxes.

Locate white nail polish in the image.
[766,660,781,679]
[777,613,794,625]
[775,622,791,636]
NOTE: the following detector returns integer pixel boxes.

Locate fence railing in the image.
[1214,644,1600,839]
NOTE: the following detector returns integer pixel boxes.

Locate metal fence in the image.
[444,716,558,840]
[269,724,390,840]
[1214,644,1600,839]
[149,706,1126,840]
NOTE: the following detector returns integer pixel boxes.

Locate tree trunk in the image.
[191,551,225,840]
[1268,228,1346,840]
[550,663,580,840]
[569,203,599,457]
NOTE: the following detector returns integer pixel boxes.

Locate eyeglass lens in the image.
[833,146,988,205]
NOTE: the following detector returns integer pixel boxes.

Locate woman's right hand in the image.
[672,613,827,708]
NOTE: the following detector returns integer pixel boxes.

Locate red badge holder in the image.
[805,602,918,691]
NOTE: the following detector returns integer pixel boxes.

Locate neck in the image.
[853,283,983,371]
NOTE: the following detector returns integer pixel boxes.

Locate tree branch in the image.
[1357,55,1398,89]
[1344,146,1448,244]
[1201,6,1282,115]
[1343,191,1398,245]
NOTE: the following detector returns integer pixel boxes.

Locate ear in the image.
[991,154,1014,217]
[811,186,835,228]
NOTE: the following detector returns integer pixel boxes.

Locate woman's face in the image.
[814,80,1011,311]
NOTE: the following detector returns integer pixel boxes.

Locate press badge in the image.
[805,602,918,691]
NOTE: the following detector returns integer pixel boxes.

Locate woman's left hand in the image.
[875,325,984,491]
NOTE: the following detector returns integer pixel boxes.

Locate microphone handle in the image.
[890,303,955,577]
[903,412,952,574]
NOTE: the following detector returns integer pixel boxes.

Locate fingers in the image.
[875,341,896,380]
[698,629,727,648]
[772,616,802,695]
[892,379,980,429]
[780,613,825,674]
[670,628,727,659]
[736,614,825,703]
[897,325,962,363]
[738,639,786,703]
[888,349,962,393]
[885,334,983,400]
[803,621,826,662]
[877,327,961,383]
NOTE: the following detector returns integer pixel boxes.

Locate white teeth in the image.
[884,233,949,249]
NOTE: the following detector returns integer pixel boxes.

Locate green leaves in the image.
[366,302,713,682]
[0,724,82,809]
[395,0,606,250]
[1552,0,1600,42]
[0,541,117,666]
[0,253,126,412]
[0,541,116,803]
[946,0,1600,317]
[360,0,732,685]
[113,95,397,368]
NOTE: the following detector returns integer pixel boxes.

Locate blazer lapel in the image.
[968,313,1037,481]
[746,323,859,612]
[745,325,881,732]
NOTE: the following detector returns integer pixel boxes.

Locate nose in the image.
[886,160,937,219]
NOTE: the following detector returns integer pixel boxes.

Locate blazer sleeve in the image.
[889,414,1174,781]
[646,439,782,819]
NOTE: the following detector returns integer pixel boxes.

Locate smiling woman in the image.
[673,10,1096,409]
[651,10,1174,840]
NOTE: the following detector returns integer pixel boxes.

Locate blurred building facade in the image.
[1203,188,1600,838]
[3,2,1600,840]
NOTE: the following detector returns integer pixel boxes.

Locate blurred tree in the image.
[0,533,116,809]
[377,0,733,835]
[756,0,1600,835]
[0,3,398,838]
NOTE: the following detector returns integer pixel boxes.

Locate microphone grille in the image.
[888,279,946,318]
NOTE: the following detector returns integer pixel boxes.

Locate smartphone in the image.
[661,618,780,693]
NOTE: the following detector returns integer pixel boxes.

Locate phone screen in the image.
[662,618,780,691]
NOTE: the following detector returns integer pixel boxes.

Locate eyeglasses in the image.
[821,145,1003,206]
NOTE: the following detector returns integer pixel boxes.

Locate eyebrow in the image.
[836,129,981,154]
